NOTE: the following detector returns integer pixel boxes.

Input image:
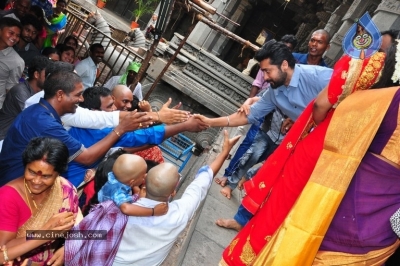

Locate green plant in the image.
[131,0,159,22]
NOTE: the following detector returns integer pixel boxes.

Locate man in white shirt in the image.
[75,43,104,89]
[104,61,143,100]
[113,130,240,266]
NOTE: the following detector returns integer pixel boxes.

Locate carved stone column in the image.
[373,0,400,33]
[323,0,380,67]
[187,0,252,57]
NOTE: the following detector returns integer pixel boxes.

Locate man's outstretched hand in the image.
[185,115,209,132]
[158,98,190,124]
[221,130,241,155]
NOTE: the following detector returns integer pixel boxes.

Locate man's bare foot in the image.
[214,176,228,187]
[215,219,242,231]
[237,177,246,190]
[220,186,232,199]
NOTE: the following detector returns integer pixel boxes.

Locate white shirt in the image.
[113,166,213,266]
[23,91,119,130]
[75,57,97,89]
[104,76,143,101]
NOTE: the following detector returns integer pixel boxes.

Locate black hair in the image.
[56,0,67,6]
[89,43,104,53]
[20,13,42,32]
[255,40,296,68]
[42,47,59,57]
[22,137,69,174]
[82,149,127,216]
[63,35,79,48]
[280,34,298,50]
[28,55,50,80]
[80,86,112,110]
[29,5,45,20]
[43,71,82,99]
[45,61,74,76]
[145,160,159,172]
[129,95,140,111]
[58,44,75,56]
[249,63,260,79]
[381,30,400,45]
[0,17,23,31]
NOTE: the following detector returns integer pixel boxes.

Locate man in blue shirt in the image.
[196,41,333,231]
[66,86,202,187]
[0,71,208,186]
[292,29,330,67]
[200,41,333,128]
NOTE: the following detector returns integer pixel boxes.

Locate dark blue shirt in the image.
[0,98,84,186]
[66,125,166,187]
[292,53,328,67]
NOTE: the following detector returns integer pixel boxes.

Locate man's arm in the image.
[194,112,249,128]
[74,111,153,165]
[194,91,272,128]
[62,107,120,130]
[249,86,261,98]
[177,131,240,220]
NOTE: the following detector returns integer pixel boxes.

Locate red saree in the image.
[221,52,386,265]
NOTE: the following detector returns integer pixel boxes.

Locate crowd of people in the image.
[0,0,400,265]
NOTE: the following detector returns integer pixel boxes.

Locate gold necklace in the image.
[24,179,39,210]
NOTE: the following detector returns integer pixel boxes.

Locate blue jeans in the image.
[234,204,253,227]
[227,130,278,190]
[223,124,259,177]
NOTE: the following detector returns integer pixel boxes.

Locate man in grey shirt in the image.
[0,56,50,142]
[0,17,25,108]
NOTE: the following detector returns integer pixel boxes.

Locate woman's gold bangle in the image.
[1,246,9,263]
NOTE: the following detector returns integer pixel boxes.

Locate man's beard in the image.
[269,71,287,89]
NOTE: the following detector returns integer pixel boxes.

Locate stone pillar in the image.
[373,0,400,32]
[323,0,380,67]
[324,1,351,40]
[187,0,252,57]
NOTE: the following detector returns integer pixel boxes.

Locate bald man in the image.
[293,29,330,66]
[98,154,167,216]
[113,131,241,266]
[112,85,133,111]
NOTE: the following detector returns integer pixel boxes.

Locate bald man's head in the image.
[113,154,147,187]
[145,163,179,202]
[112,85,133,111]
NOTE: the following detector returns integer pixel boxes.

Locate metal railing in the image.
[61,6,145,85]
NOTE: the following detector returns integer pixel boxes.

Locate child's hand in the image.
[132,185,141,195]
[139,186,146,198]
[153,202,168,216]
[138,100,151,112]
